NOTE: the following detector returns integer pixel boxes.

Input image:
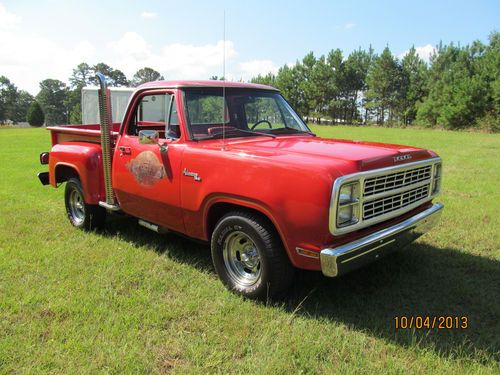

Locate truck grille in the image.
[330,158,441,235]
[363,185,430,220]
[364,165,432,197]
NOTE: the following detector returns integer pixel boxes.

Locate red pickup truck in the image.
[38,74,443,299]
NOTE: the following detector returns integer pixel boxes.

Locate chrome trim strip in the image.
[321,202,444,277]
[329,157,442,235]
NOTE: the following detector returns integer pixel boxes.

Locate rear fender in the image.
[49,142,105,204]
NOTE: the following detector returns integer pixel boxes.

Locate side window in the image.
[128,94,166,135]
[166,96,181,139]
[129,93,181,138]
[139,95,166,123]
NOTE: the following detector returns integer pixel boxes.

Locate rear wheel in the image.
[211,211,294,299]
[65,178,106,230]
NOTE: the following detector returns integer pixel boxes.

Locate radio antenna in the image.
[221,10,226,150]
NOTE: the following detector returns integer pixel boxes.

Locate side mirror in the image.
[138,130,168,153]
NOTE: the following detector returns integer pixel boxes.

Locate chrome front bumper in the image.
[320,203,444,277]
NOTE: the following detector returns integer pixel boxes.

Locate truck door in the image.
[112,90,185,232]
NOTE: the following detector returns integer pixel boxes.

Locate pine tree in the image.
[417,43,488,129]
[399,47,428,124]
[36,79,68,125]
[365,47,400,124]
[27,101,45,127]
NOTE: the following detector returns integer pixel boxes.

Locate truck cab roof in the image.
[137,80,279,92]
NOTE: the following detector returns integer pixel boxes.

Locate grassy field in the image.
[0,125,498,374]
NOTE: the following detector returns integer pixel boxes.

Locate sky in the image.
[1,0,499,95]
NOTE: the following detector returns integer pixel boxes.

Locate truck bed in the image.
[47,123,121,145]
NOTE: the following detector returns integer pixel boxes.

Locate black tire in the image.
[64,178,106,230]
[211,210,294,299]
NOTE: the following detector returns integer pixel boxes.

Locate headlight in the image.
[339,183,359,205]
[338,204,359,226]
[432,163,442,194]
[337,182,360,227]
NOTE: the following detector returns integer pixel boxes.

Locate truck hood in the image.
[222,135,436,173]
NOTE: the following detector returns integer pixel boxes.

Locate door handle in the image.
[119,146,131,155]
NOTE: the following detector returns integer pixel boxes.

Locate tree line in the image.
[0,64,164,126]
[1,31,498,131]
[252,31,499,132]
[0,77,34,125]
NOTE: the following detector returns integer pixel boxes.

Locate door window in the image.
[128,93,180,139]
[166,96,180,139]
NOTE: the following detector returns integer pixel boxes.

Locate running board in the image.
[138,219,169,234]
[99,201,121,211]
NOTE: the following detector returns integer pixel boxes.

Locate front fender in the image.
[49,142,105,204]
[180,147,339,270]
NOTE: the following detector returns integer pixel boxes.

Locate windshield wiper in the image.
[227,128,277,138]
[274,128,316,136]
[195,128,276,140]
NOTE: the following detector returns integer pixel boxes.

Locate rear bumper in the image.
[37,172,49,185]
[320,203,444,277]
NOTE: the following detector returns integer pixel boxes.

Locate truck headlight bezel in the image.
[336,182,360,227]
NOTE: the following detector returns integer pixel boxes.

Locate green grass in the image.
[0,125,499,374]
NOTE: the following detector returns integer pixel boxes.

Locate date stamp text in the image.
[394,316,468,330]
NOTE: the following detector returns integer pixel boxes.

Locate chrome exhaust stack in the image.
[96,73,120,211]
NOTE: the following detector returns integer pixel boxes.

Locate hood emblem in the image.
[394,154,412,162]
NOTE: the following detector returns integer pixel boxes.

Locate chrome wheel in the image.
[222,231,262,287]
[65,178,106,230]
[69,189,85,226]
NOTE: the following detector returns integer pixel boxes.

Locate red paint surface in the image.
[46,82,439,271]
[136,80,278,92]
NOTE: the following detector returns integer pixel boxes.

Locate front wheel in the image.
[211,211,294,299]
[64,178,106,230]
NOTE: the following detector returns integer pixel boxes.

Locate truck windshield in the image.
[184,88,313,140]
